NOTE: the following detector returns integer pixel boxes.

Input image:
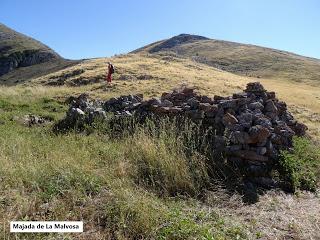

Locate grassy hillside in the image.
[0,58,80,85]
[30,53,320,141]
[0,23,58,56]
[0,23,79,84]
[133,34,320,85]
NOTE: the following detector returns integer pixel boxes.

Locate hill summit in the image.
[0,23,79,85]
[0,23,62,76]
[134,33,320,85]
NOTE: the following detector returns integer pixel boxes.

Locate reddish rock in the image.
[249,125,271,144]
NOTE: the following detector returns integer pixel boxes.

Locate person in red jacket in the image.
[106,62,114,85]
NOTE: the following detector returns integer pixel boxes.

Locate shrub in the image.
[280,137,320,191]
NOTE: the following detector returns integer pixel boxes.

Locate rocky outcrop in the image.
[57,82,307,189]
[0,49,58,76]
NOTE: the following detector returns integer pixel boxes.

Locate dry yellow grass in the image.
[134,36,320,86]
[27,53,320,140]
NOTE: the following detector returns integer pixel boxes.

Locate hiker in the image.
[106,62,114,85]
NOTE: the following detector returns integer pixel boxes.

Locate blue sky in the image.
[1,0,319,59]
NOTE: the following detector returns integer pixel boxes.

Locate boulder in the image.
[276,101,287,113]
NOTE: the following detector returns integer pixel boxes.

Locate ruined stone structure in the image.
[58,82,307,189]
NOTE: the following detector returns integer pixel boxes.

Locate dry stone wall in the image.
[58,82,307,189]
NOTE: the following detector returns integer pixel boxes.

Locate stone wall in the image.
[57,82,307,189]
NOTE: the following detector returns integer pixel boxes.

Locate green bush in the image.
[280,137,320,191]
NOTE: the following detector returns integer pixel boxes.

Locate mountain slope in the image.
[0,23,78,85]
[29,53,320,140]
[133,34,320,85]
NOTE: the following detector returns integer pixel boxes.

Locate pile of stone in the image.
[58,82,307,188]
[103,94,143,116]
[12,114,52,127]
[60,93,106,127]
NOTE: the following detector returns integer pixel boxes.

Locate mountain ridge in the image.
[0,23,79,84]
[133,33,320,84]
[1,25,320,86]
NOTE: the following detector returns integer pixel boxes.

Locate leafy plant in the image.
[280,137,320,191]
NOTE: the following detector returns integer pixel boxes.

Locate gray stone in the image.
[219,99,237,109]
[248,102,264,110]
[254,117,272,129]
[264,99,278,112]
[238,112,253,126]
[232,150,269,162]
[226,145,242,152]
[230,131,251,144]
[256,147,267,155]
[161,99,174,107]
[149,98,162,106]
[187,97,200,109]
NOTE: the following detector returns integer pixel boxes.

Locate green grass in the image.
[280,137,320,191]
[0,94,248,239]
